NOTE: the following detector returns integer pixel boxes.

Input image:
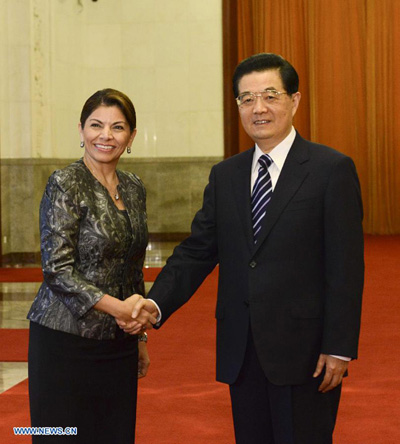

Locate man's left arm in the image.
[316,156,364,392]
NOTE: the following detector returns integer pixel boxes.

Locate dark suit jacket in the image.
[148,133,364,386]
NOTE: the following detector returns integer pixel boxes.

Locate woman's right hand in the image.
[95,293,155,334]
[116,294,157,334]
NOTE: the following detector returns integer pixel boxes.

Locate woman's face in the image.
[79,105,136,166]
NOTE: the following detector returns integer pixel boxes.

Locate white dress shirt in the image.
[251,126,296,193]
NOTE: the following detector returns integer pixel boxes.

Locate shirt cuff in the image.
[147,298,162,323]
[330,355,351,361]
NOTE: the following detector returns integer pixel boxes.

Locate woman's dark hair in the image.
[232,53,299,97]
[80,88,136,132]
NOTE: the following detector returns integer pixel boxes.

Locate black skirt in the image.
[28,322,138,444]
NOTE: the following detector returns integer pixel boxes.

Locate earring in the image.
[127,146,131,154]
[80,141,84,148]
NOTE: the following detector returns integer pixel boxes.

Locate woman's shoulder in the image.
[48,159,88,193]
[117,169,145,190]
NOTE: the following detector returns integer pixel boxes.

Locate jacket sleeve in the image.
[322,156,364,359]
[39,173,104,319]
[148,166,219,324]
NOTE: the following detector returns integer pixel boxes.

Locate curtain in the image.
[224,0,400,234]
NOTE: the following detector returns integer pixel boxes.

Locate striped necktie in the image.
[251,154,273,243]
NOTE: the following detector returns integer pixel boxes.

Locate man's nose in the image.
[253,94,269,113]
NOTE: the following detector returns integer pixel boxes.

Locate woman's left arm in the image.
[138,341,150,378]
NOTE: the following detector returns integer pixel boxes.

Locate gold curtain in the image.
[231,0,400,234]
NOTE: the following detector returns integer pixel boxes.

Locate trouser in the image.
[229,331,341,444]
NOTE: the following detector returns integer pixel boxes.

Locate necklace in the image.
[84,160,120,201]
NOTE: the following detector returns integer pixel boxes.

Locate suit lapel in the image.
[253,135,311,254]
[231,148,255,253]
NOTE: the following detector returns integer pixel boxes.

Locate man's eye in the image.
[243,96,254,103]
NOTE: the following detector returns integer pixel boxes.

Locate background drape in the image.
[223,0,400,234]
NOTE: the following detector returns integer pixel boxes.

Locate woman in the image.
[27,88,154,443]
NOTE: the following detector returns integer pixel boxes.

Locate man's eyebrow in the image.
[239,87,279,94]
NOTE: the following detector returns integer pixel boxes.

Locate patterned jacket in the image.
[27,158,148,339]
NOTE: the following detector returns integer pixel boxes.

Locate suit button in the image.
[249,261,257,268]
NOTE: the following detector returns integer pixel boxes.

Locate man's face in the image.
[237,69,301,153]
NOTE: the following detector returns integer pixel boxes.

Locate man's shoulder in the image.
[294,133,351,165]
[212,147,254,171]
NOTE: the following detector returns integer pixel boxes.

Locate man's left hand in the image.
[313,354,349,393]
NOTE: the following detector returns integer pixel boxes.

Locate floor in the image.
[0,241,177,394]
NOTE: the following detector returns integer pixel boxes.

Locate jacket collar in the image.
[253,132,310,254]
[231,133,311,254]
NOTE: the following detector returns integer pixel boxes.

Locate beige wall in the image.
[0,0,223,159]
[0,0,32,158]
[0,0,224,256]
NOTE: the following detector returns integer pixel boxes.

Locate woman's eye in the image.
[90,123,101,128]
[114,125,124,130]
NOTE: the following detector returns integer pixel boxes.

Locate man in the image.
[129,53,364,443]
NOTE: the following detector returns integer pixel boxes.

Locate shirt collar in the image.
[252,126,296,173]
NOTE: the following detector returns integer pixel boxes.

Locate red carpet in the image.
[0,267,160,283]
[135,270,235,443]
[0,268,43,283]
[0,330,29,362]
[333,235,400,443]
[0,380,30,444]
[1,236,400,443]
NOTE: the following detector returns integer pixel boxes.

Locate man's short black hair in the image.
[232,53,299,97]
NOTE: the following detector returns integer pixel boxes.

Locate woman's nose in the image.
[100,127,113,139]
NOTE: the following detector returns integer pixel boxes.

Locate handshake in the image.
[116,294,159,335]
